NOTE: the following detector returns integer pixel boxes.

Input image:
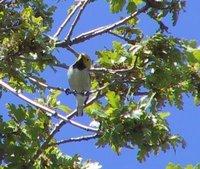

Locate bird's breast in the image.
[68,67,90,92]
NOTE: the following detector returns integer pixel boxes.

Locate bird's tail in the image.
[77,104,84,116]
[76,95,85,116]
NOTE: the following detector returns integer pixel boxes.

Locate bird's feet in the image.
[65,88,72,95]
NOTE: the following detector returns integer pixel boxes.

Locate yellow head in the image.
[78,53,91,69]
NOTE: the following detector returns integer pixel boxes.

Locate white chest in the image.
[68,67,90,92]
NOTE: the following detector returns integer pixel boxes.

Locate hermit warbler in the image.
[67,53,91,116]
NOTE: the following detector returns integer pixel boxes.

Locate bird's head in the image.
[78,53,91,69]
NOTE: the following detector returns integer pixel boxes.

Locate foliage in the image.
[166,163,200,169]
[0,0,199,168]
[0,104,79,168]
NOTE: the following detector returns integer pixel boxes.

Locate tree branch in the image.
[31,90,105,166]
[65,0,90,41]
[108,30,136,44]
[0,0,5,4]
[48,91,104,139]
[90,66,135,74]
[56,5,149,47]
[53,1,82,38]
[66,45,80,58]
[42,81,113,152]
[27,76,66,92]
[54,61,69,69]
[26,71,110,94]
[48,134,99,147]
[0,79,99,133]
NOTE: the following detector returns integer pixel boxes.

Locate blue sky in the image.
[1,1,200,169]
[47,1,200,169]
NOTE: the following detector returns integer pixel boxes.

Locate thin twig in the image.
[54,61,69,69]
[27,76,66,92]
[14,68,67,92]
[56,5,149,47]
[48,134,99,146]
[65,0,90,41]
[90,66,135,74]
[53,1,82,38]
[133,55,139,69]
[17,56,69,70]
[108,31,136,44]
[66,45,79,58]
[150,15,169,33]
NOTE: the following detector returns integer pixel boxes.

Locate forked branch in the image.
[65,0,91,41]
[56,5,149,47]
[0,80,99,133]
[53,1,83,38]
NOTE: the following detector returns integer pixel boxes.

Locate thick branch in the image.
[0,80,98,133]
[56,5,149,47]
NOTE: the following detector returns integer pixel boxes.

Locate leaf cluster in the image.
[166,163,200,169]
[0,102,83,168]
[94,33,200,111]
[0,1,56,92]
[106,0,185,26]
[87,91,185,162]
[89,33,200,161]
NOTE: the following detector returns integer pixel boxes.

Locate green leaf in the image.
[126,2,137,14]
[194,94,200,106]
[113,41,123,50]
[194,164,200,169]
[85,101,107,118]
[165,163,200,169]
[132,0,143,5]
[6,104,26,123]
[57,105,71,113]
[106,91,120,108]
[166,163,182,169]
[126,0,143,13]
[109,0,125,13]
[185,165,194,169]
[158,112,171,119]
[187,49,200,64]
[111,143,121,154]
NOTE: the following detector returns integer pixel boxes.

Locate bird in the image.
[67,53,91,116]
